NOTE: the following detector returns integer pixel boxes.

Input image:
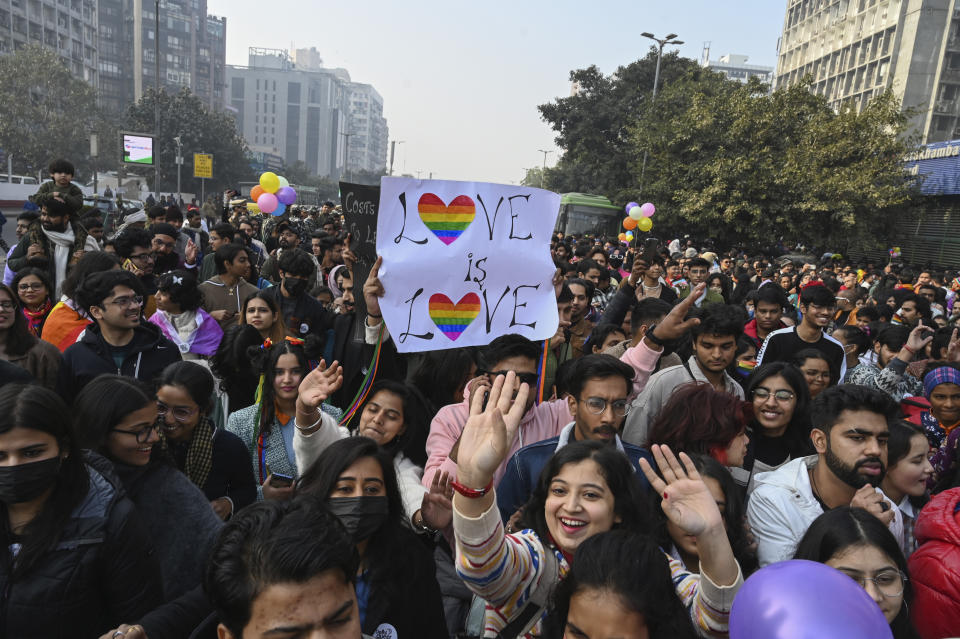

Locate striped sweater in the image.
[454,502,742,638]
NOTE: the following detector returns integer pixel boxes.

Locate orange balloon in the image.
[251,185,265,200]
[618,233,627,241]
[623,217,637,230]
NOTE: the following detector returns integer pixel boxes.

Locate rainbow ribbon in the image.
[536,339,549,403]
[338,324,385,428]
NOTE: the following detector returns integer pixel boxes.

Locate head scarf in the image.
[328,264,347,298]
[924,366,960,398]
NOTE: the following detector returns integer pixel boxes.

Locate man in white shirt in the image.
[747,385,904,566]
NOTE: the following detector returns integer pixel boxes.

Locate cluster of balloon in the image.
[729,560,893,639]
[250,172,298,216]
[619,201,656,242]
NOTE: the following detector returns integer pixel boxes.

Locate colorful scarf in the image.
[21,299,52,337]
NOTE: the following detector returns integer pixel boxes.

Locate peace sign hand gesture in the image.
[455,371,530,490]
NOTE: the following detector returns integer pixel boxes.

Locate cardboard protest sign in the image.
[339,181,379,342]
[340,181,379,265]
[376,177,560,353]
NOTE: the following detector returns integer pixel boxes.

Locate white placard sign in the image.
[376,177,560,353]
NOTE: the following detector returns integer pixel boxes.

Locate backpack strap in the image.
[495,547,559,639]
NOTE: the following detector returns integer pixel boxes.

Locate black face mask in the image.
[283,277,309,297]
[327,496,388,541]
[0,456,62,504]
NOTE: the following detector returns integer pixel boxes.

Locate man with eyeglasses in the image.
[115,227,161,318]
[495,354,653,523]
[150,222,198,276]
[756,282,847,382]
[748,385,904,567]
[56,270,181,402]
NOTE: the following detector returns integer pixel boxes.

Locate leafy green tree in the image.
[126,87,252,195]
[633,78,917,250]
[540,50,918,251]
[0,45,116,179]
[538,49,722,198]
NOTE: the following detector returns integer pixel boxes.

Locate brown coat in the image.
[7,338,63,389]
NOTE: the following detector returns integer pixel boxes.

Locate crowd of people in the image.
[1,157,960,638]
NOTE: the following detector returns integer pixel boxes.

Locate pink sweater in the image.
[618,339,665,398]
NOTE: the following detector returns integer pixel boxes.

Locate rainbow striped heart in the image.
[428,293,481,341]
[418,193,475,245]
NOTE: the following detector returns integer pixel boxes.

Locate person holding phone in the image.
[226,337,344,501]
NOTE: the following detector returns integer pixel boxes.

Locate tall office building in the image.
[0,0,99,84]
[345,82,388,175]
[226,47,388,179]
[130,0,226,112]
[775,0,960,143]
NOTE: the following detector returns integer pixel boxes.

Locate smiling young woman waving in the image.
[452,372,742,638]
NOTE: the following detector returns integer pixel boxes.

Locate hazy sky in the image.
[207,1,786,185]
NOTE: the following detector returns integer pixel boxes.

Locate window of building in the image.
[231,77,244,99]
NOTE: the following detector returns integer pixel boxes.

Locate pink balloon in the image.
[257,192,279,214]
[640,202,656,218]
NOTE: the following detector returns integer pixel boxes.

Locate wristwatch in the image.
[645,323,668,347]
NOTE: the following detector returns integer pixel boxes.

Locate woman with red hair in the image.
[646,382,751,467]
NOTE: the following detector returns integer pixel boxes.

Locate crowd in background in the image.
[1,158,960,638]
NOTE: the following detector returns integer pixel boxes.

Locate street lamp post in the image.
[174,135,182,206]
[339,131,353,182]
[154,0,161,199]
[389,139,405,176]
[638,32,683,192]
[537,149,552,188]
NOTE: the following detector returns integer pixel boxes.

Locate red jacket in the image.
[909,487,960,639]
[742,318,786,350]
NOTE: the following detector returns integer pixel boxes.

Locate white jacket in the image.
[747,455,904,567]
[293,413,427,521]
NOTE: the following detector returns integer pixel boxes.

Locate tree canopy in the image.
[538,51,919,251]
[126,87,252,195]
[0,45,115,178]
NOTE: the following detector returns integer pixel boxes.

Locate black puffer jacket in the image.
[0,455,163,638]
[56,321,183,402]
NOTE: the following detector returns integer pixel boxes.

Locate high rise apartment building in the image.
[129,0,225,112]
[0,0,99,84]
[226,47,388,179]
[0,0,226,114]
[775,0,960,143]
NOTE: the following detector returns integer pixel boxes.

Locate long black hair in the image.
[794,507,921,639]
[0,384,89,580]
[210,323,263,398]
[520,441,651,541]
[541,530,699,639]
[408,348,477,414]
[296,437,421,604]
[350,379,429,467]
[251,336,321,437]
[72,375,156,451]
[0,284,39,358]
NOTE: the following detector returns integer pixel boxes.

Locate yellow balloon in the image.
[259,171,280,194]
[637,217,653,232]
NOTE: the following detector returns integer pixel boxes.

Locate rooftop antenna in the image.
[701,41,711,67]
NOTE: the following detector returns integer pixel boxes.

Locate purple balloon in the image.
[625,201,639,214]
[730,560,892,639]
[276,186,297,205]
[257,192,279,215]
